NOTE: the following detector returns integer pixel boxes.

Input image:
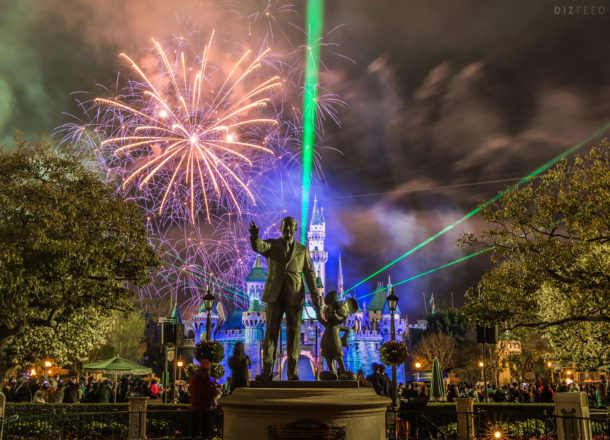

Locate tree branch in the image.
[511,315,610,330]
[27,308,62,327]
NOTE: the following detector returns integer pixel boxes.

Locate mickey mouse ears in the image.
[324,291,338,305]
[346,298,358,314]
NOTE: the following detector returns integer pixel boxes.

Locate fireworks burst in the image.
[93,32,282,223]
[58,4,346,315]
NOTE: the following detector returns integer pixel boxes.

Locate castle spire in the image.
[307,194,328,290]
[311,195,324,225]
[337,253,344,297]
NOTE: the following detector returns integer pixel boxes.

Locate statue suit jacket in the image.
[250,236,318,306]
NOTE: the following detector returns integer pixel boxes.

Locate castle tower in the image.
[242,300,265,375]
[246,256,266,304]
[243,256,267,374]
[307,195,328,289]
[337,254,344,296]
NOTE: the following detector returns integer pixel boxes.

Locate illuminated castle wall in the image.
[187,200,409,383]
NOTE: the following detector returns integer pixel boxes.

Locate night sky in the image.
[1,0,609,318]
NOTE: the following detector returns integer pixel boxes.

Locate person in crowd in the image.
[493,385,506,402]
[418,383,429,398]
[83,377,96,403]
[13,377,32,402]
[356,370,370,388]
[116,376,131,403]
[52,381,65,403]
[366,363,382,395]
[190,359,220,440]
[378,364,392,397]
[539,382,553,403]
[446,384,459,402]
[149,379,160,399]
[98,380,112,403]
[228,341,251,394]
[595,381,608,406]
[33,383,48,403]
[63,379,79,404]
[179,384,190,404]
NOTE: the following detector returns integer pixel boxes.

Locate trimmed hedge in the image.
[4,402,189,416]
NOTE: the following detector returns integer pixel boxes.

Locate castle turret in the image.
[307,195,328,289]
[242,300,265,374]
[246,256,266,304]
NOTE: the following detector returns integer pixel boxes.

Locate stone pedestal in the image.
[220,385,390,440]
[128,396,149,440]
[456,398,475,440]
[554,392,592,440]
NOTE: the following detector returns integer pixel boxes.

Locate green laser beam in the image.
[164,272,249,303]
[159,248,248,296]
[355,248,491,301]
[162,259,250,300]
[300,0,324,243]
[354,215,571,302]
[344,122,610,294]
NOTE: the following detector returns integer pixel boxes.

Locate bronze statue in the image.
[249,217,322,381]
[317,291,358,380]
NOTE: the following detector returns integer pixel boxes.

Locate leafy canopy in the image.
[0,137,160,366]
[460,141,610,369]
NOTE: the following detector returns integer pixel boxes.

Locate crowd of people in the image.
[0,344,250,440]
[0,374,195,404]
[353,363,609,409]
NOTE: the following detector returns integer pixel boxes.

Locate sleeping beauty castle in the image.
[182,198,412,383]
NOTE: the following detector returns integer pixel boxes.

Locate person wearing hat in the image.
[190,359,219,439]
[249,217,323,381]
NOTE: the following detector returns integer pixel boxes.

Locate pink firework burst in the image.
[94,31,282,224]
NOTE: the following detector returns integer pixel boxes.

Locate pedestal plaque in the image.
[269,419,346,440]
[220,385,390,440]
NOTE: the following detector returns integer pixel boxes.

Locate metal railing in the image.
[0,408,223,439]
[2,410,130,439]
[386,405,610,440]
[387,407,479,439]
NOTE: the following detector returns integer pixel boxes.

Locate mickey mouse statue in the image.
[317,291,358,380]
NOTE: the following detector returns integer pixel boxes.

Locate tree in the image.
[460,142,610,370]
[4,307,113,372]
[412,332,457,370]
[101,310,147,362]
[424,308,471,343]
[0,137,160,373]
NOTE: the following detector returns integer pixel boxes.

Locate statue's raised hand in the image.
[249,221,259,239]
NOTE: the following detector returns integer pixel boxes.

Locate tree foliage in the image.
[412,332,457,370]
[4,307,112,371]
[460,142,610,370]
[0,137,160,371]
[424,308,471,343]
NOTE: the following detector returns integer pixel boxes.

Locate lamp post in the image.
[479,361,488,402]
[177,360,184,382]
[44,360,52,378]
[203,288,215,341]
[386,288,399,409]
[547,361,553,383]
[415,362,422,381]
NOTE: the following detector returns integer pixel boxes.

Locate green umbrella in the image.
[83,356,152,375]
[430,358,446,402]
[83,356,151,403]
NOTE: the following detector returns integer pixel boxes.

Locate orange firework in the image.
[95,31,281,223]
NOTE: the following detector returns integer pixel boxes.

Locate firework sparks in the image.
[57,7,346,314]
[95,32,281,223]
